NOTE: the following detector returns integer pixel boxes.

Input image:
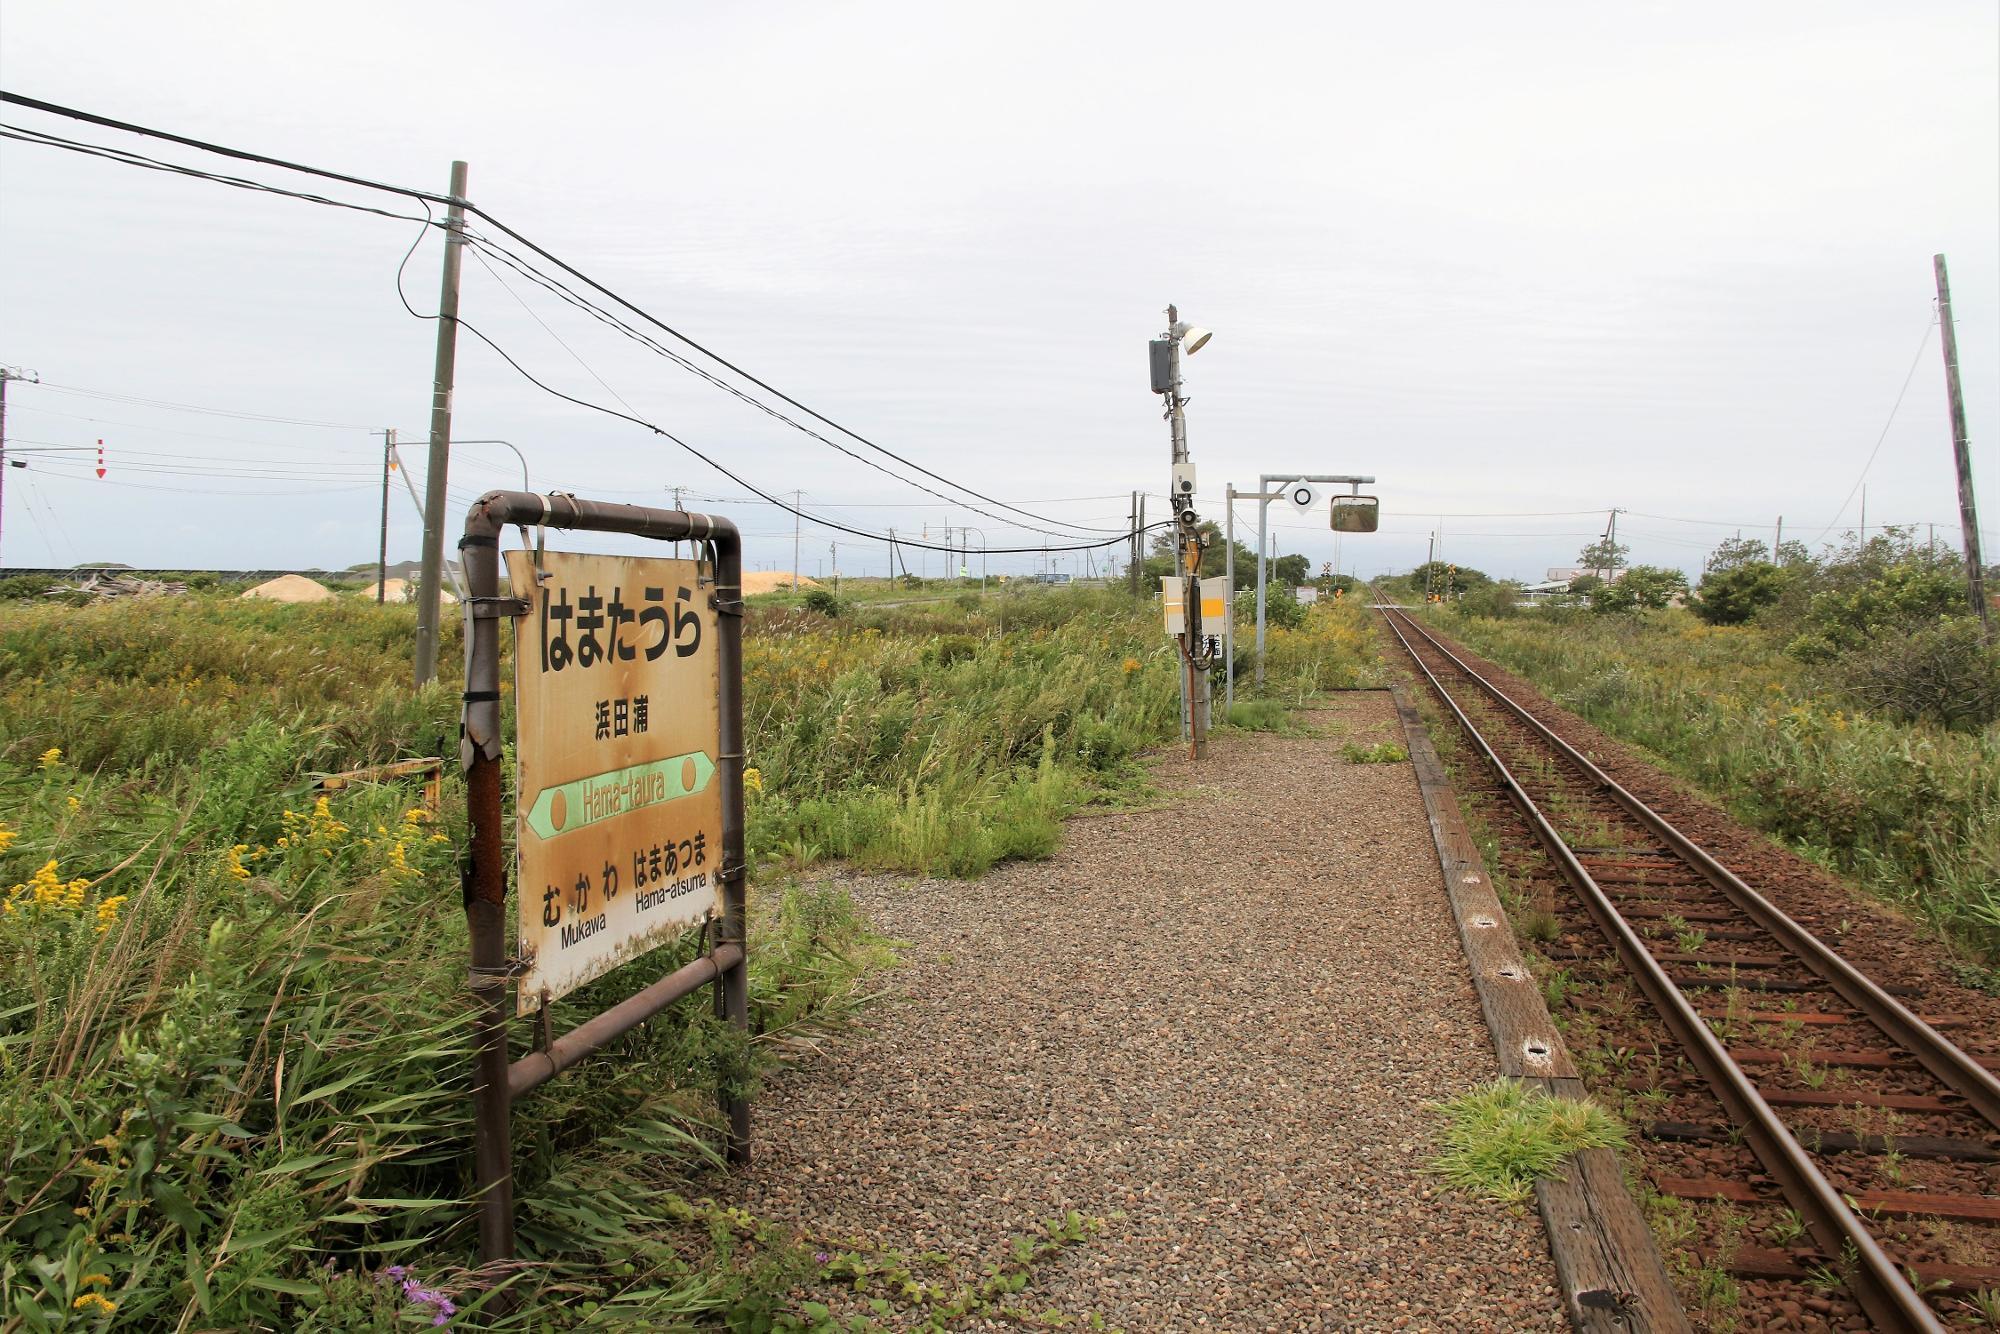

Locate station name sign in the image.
[505,549,723,1013]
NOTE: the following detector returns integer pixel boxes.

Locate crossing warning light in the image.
[95,439,105,479]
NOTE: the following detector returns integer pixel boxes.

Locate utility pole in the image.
[0,366,39,563]
[1154,304,1213,757]
[791,489,802,591]
[1935,253,1991,638]
[413,159,469,687]
[377,428,396,603]
[670,484,686,510]
[1225,485,1237,709]
[1774,515,1782,561]
[830,541,838,592]
[1859,485,1866,543]
[1427,532,1437,603]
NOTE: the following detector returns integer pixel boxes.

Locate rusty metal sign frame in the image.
[457,490,749,1265]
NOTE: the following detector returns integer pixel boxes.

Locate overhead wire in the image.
[30,380,372,429]
[1812,317,1937,544]
[456,230,1122,538]
[0,91,1121,539]
[372,214,1148,555]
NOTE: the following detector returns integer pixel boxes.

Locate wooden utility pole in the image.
[414,160,469,686]
[1934,254,1990,639]
[377,428,395,603]
[791,489,802,591]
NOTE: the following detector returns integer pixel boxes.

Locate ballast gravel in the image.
[740,693,1565,1331]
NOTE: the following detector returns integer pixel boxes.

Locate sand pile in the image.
[242,575,335,603]
[742,571,819,595]
[361,578,411,602]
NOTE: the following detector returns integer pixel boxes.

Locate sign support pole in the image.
[458,490,750,1265]
[1252,474,1376,688]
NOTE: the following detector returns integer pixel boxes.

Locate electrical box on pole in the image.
[1149,339,1174,395]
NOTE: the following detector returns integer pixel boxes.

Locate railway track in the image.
[1378,605,2000,1331]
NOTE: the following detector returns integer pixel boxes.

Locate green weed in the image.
[1433,1080,1626,1203]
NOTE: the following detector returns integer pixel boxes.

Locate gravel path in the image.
[741,693,1565,1331]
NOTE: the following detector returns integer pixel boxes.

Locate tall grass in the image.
[0,586,1187,1327]
[1440,608,2000,959]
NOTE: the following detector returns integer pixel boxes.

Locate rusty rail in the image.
[1379,606,1949,1334]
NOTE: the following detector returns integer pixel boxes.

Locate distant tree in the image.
[1273,553,1311,587]
[1620,565,1689,610]
[1408,561,1489,598]
[1577,535,1630,578]
[1704,536,1770,574]
[1787,561,1967,662]
[1692,562,1786,625]
[1146,520,1263,587]
[1577,565,1683,615]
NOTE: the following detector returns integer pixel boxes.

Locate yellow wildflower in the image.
[72,1292,117,1315]
[81,1274,111,1288]
[94,896,127,933]
[39,747,62,769]
[0,824,15,853]
[1121,657,1141,675]
[743,767,764,794]
[66,795,81,812]
[224,845,252,881]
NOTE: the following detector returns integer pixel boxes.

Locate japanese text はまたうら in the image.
[539,584,702,673]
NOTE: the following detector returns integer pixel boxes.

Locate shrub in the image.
[801,587,843,617]
[1457,581,1522,619]
[1693,562,1786,625]
[1789,562,1967,662]
[1831,619,2000,731]
[1236,586,1307,630]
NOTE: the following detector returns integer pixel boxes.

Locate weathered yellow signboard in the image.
[505,549,723,1013]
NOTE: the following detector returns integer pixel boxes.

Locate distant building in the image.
[1518,578,1573,607]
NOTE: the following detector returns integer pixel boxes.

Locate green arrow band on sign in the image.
[525,751,716,841]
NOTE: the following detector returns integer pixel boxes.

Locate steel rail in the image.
[1379,607,1947,1333]
[1385,608,2000,1131]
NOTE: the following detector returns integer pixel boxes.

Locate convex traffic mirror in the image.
[1330,495,1380,533]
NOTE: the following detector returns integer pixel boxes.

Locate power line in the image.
[1812,317,1936,544]
[0,90,1122,539]
[455,231,1124,538]
[2,125,1130,554]
[30,380,372,429]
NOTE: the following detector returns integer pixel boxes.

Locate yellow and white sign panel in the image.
[506,550,723,1013]
[1162,576,1230,637]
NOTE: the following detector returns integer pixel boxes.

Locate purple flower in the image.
[431,1315,450,1328]
[815,1251,830,1264]
[379,1265,409,1284]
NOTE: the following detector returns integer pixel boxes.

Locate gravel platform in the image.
[740,692,1567,1331]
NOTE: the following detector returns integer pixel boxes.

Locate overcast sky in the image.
[2,1,1995,582]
